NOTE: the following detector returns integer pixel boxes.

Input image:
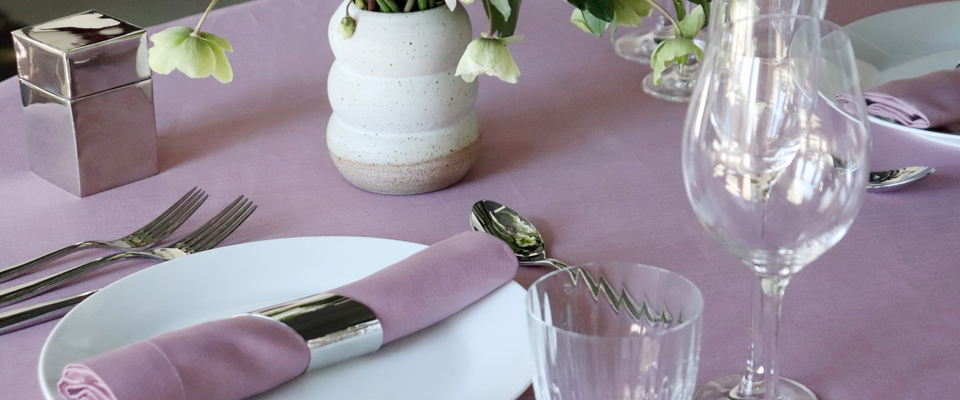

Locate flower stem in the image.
[482,0,494,35]
[645,0,680,31]
[192,0,220,36]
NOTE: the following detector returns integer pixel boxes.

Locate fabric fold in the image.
[845,69,960,133]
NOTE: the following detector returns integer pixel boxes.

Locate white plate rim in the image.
[38,235,533,400]
[844,2,960,148]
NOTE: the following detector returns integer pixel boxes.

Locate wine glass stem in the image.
[734,274,791,399]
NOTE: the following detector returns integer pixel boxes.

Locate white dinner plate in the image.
[845,2,960,148]
[38,236,533,400]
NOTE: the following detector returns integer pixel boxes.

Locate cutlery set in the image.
[1,178,929,336]
[0,188,256,334]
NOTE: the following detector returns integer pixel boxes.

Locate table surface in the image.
[1,0,957,398]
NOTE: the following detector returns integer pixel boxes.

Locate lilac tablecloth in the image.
[1,0,957,399]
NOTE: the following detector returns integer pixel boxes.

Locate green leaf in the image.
[688,0,711,28]
[676,4,704,39]
[565,0,586,9]
[650,37,702,84]
[584,8,609,37]
[672,0,686,21]
[570,9,593,34]
[489,0,512,20]
[611,0,653,27]
[489,0,522,37]
[583,0,615,22]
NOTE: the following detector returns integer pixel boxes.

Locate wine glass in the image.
[708,0,828,38]
[682,15,870,400]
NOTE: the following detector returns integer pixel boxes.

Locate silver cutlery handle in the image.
[0,242,97,284]
[0,290,97,335]
[0,253,136,308]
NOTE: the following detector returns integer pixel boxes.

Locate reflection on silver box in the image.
[12,10,158,197]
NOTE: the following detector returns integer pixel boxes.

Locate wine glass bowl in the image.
[683,15,870,399]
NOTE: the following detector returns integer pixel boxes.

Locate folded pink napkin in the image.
[858,69,960,133]
[58,231,518,400]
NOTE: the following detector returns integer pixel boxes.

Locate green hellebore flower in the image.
[338,16,357,39]
[148,26,234,83]
[650,37,703,84]
[455,34,523,84]
[650,5,705,84]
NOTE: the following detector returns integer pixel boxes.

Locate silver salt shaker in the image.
[12,10,158,197]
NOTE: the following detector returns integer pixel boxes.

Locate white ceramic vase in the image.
[326,1,479,195]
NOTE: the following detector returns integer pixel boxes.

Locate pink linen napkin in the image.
[857,69,960,133]
[58,231,518,400]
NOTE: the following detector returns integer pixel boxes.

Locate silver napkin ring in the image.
[248,293,383,371]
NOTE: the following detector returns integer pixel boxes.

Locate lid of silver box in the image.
[12,10,150,99]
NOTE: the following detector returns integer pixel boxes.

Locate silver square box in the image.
[13,10,158,197]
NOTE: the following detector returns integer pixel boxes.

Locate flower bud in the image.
[338,16,357,39]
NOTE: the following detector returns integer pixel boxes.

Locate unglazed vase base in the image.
[330,138,479,195]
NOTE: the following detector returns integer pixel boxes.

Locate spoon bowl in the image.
[867,166,935,192]
[469,200,556,267]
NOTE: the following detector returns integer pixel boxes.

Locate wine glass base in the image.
[614,29,658,64]
[642,69,695,102]
[694,374,818,400]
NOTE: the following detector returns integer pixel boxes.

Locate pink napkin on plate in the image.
[857,69,960,133]
[57,231,518,400]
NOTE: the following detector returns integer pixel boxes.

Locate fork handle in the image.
[0,252,139,308]
[0,290,97,335]
[0,242,99,284]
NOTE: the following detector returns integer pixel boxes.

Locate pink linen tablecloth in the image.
[1,0,957,399]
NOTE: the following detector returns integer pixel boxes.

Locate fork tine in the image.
[136,187,202,234]
[191,202,256,252]
[141,191,209,239]
[138,188,206,239]
[185,198,253,250]
[174,196,246,248]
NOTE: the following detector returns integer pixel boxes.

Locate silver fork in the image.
[0,187,208,284]
[0,196,256,309]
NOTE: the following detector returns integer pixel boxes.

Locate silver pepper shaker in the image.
[12,10,158,197]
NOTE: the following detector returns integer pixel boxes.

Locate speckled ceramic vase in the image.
[326,1,479,195]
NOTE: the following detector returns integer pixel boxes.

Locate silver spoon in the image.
[867,166,935,192]
[470,200,566,270]
[470,200,677,325]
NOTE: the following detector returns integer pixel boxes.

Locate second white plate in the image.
[39,236,533,400]
[845,2,960,147]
